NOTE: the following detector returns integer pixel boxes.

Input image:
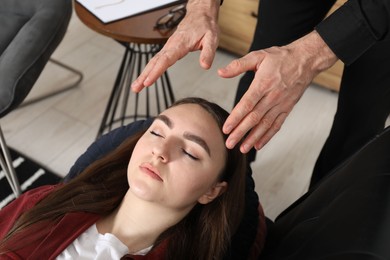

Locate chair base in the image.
[2,59,83,197]
[96,43,175,138]
[0,125,21,197]
[18,59,83,108]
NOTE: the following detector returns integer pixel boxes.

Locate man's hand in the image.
[132,0,221,92]
[219,31,338,153]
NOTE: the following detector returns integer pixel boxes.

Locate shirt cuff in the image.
[315,2,377,65]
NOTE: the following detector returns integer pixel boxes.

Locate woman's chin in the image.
[129,178,161,202]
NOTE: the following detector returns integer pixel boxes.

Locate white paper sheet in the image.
[77,0,181,23]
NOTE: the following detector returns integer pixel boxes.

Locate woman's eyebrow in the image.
[156,114,173,128]
[156,114,211,156]
[183,132,211,156]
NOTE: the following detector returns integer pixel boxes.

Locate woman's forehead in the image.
[161,104,217,129]
[159,105,226,147]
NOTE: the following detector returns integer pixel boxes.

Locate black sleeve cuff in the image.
[315,0,384,65]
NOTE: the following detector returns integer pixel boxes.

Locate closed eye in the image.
[150,130,163,137]
[182,149,199,161]
[150,130,199,160]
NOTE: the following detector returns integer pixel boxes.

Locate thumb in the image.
[218,52,264,78]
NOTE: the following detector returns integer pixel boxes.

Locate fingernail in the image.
[224,124,232,134]
[131,83,139,92]
[144,77,150,86]
[219,68,227,73]
[241,144,250,153]
[226,139,236,149]
[255,143,265,150]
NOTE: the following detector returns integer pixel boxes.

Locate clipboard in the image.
[76,0,183,23]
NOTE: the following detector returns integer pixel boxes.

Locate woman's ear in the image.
[198,182,228,204]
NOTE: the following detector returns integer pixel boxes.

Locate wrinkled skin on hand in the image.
[132,0,338,153]
[219,31,338,153]
[131,0,221,92]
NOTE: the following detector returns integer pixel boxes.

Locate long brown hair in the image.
[0,97,247,259]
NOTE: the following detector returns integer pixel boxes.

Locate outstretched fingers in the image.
[131,45,184,92]
[199,31,219,70]
[249,110,288,151]
[225,98,289,153]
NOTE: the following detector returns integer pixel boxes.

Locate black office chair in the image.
[260,126,390,260]
[0,0,83,197]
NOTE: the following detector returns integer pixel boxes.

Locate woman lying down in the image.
[0,97,264,259]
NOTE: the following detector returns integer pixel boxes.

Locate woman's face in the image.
[127,103,227,212]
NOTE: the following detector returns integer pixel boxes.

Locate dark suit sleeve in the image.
[64,119,153,182]
[316,0,390,65]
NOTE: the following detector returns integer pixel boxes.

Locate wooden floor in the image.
[3,12,388,220]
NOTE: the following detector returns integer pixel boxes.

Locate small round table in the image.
[74,2,178,138]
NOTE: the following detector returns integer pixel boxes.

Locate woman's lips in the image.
[139,163,163,182]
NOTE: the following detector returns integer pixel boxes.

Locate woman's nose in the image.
[152,143,169,162]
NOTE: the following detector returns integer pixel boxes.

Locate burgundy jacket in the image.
[0,185,166,260]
